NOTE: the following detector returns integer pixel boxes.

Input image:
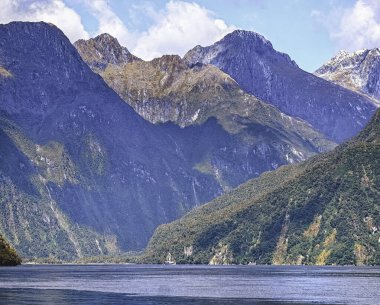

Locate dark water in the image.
[0,265,379,305]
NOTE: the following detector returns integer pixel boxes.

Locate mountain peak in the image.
[0,21,93,91]
[0,21,70,49]
[332,50,350,61]
[183,30,376,142]
[222,29,273,48]
[94,33,119,43]
[315,48,380,103]
[183,29,297,69]
[150,54,187,72]
[74,33,140,72]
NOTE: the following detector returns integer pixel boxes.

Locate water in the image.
[0,265,379,305]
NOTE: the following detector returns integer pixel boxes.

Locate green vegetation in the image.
[143,110,380,266]
[0,234,21,266]
[82,134,107,176]
[1,117,78,186]
[0,117,120,261]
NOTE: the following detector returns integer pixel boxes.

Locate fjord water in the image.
[0,265,379,305]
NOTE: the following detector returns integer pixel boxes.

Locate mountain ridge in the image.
[183,29,377,142]
[315,48,380,106]
[75,34,335,163]
[74,33,141,73]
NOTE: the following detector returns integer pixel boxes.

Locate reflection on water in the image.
[0,265,379,305]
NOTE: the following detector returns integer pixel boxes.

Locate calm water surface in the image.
[0,265,379,305]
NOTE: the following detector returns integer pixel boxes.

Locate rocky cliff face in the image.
[0,22,333,260]
[183,30,377,143]
[315,49,380,105]
[145,108,380,266]
[74,33,141,73]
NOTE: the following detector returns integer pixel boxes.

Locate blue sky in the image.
[0,0,379,71]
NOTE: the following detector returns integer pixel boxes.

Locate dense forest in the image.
[144,109,380,265]
[0,234,21,266]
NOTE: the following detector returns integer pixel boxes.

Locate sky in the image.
[0,0,379,71]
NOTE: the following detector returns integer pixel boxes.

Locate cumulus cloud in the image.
[0,0,89,41]
[316,0,380,51]
[131,1,236,60]
[84,0,135,46]
[0,0,236,59]
[335,0,380,50]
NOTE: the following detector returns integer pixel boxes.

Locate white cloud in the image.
[335,0,380,50]
[0,0,89,41]
[131,1,236,60]
[317,0,380,51]
[84,0,135,46]
[0,0,236,59]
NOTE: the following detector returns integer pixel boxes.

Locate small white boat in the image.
[164,252,176,265]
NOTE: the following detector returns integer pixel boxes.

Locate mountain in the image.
[0,21,218,260]
[0,234,21,266]
[183,30,378,143]
[0,22,333,261]
[144,109,380,266]
[75,35,333,154]
[315,49,380,105]
[74,33,141,73]
[75,34,336,169]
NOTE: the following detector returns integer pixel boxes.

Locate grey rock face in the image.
[74,33,141,72]
[315,49,380,105]
[184,30,377,143]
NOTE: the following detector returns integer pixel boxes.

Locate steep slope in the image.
[315,49,380,105]
[0,22,333,260]
[144,109,380,266]
[0,234,21,266]
[184,30,377,142]
[74,33,141,73]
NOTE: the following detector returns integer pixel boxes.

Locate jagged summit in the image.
[0,21,104,115]
[221,29,272,46]
[184,29,297,68]
[315,48,380,104]
[74,32,141,72]
[315,49,380,75]
[183,30,377,142]
[1,21,78,60]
